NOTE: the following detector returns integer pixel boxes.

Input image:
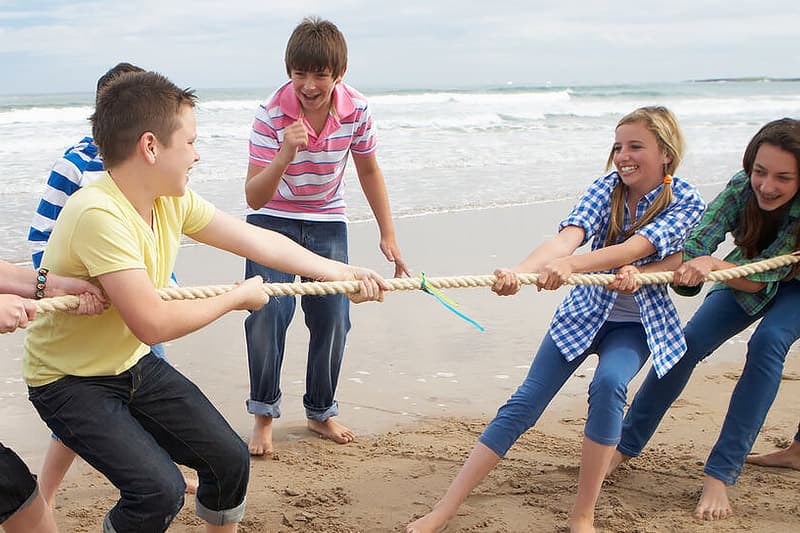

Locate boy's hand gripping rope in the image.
[33,251,800,315]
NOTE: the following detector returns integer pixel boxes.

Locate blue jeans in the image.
[28,354,249,532]
[150,343,166,360]
[244,215,351,421]
[479,321,650,457]
[618,281,800,485]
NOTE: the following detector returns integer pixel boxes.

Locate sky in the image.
[1,0,799,94]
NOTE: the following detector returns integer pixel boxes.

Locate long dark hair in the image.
[736,118,800,258]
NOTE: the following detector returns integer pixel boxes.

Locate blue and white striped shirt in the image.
[28,137,104,268]
[27,137,179,288]
[549,172,706,378]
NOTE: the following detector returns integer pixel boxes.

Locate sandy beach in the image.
[2,191,799,532]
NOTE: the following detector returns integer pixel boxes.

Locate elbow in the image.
[134,329,163,347]
[244,187,264,211]
[129,319,168,347]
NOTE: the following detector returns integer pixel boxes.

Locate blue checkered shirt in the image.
[548,172,706,378]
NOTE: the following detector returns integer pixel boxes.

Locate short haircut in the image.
[96,62,144,98]
[91,71,197,168]
[284,17,347,79]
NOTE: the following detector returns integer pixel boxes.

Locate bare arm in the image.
[245,120,307,209]
[493,226,586,295]
[0,260,105,301]
[606,252,683,294]
[189,209,346,281]
[561,234,657,274]
[188,210,387,301]
[674,255,766,293]
[353,154,409,277]
[97,268,267,346]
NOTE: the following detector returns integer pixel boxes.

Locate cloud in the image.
[1,0,799,94]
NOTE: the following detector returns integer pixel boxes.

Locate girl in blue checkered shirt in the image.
[407,107,706,533]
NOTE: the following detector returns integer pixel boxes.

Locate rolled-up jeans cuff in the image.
[704,466,736,486]
[196,497,246,525]
[305,401,339,422]
[584,430,620,447]
[5,485,39,525]
[246,398,281,418]
[616,442,642,459]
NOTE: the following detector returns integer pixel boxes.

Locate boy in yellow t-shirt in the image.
[24,70,385,533]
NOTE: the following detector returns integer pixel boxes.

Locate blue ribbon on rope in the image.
[419,272,485,332]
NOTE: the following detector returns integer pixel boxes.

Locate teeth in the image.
[620,166,638,172]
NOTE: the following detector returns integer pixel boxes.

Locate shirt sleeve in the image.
[249,104,279,167]
[71,208,146,278]
[682,173,747,261]
[634,184,706,261]
[180,188,216,235]
[28,155,87,268]
[559,174,616,246]
[350,103,377,156]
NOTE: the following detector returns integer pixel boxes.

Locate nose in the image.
[759,176,776,194]
[303,77,316,91]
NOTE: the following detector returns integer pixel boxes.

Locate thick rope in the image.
[34,251,800,315]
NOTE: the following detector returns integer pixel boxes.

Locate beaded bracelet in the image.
[35,268,49,300]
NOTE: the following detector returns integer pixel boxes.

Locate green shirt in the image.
[672,170,800,315]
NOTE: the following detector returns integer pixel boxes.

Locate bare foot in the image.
[693,475,732,521]
[746,440,800,470]
[605,450,630,476]
[248,415,273,456]
[568,515,596,533]
[183,473,198,494]
[307,418,355,444]
[406,507,451,533]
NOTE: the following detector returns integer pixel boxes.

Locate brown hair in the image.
[95,62,144,98]
[91,71,197,168]
[285,17,347,79]
[603,106,685,246]
[736,118,800,258]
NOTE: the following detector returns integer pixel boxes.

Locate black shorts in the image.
[0,442,38,524]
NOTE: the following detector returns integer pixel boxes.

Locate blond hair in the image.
[604,106,684,247]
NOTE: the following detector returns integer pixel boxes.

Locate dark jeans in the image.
[244,215,350,421]
[618,281,800,485]
[0,442,38,524]
[28,354,249,532]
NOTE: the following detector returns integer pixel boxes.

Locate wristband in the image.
[35,268,49,300]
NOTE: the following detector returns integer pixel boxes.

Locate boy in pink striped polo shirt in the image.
[243,17,409,455]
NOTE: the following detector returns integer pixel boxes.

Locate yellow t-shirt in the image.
[23,173,215,386]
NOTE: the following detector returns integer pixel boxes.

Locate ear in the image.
[139,132,158,164]
[335,67,347,84]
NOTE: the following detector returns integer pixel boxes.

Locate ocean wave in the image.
[0,105,93,125]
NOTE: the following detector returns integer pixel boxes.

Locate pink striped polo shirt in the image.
[247,81,377,222]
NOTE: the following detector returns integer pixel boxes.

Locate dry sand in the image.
[2,191,799,532]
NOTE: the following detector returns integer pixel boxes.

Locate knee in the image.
[116,471,185,531]
[748,329,791,364]
[589,372,628,406]
[205,437,250,497]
